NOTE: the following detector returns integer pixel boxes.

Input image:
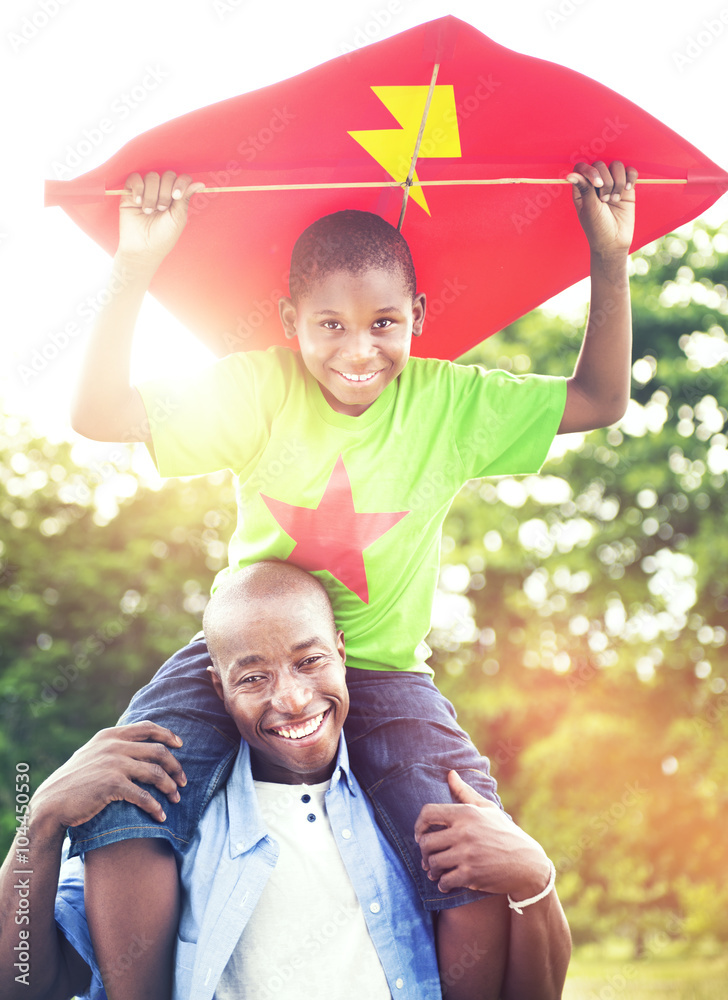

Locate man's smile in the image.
[268,707,331,742]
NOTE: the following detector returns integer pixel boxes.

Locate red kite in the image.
[45,15,728,361]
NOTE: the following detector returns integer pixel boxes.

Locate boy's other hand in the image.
[567,160,638,258]
[117,171,206,268]
[30,721,187,840]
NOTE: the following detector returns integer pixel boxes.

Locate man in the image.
[0,563,570,999]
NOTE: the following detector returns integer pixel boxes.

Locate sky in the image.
[2,0,727,445]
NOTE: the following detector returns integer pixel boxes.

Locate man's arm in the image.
[559,160,638,434]
[0,723,185,1000]
[416,771,571,1000]
[0,810,90,1000]
[70,171,205,442]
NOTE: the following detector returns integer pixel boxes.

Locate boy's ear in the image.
[412,292,426,338]
[279,296,298,340]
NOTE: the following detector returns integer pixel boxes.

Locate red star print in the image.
[260,455,409,604]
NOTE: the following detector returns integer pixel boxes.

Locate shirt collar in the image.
[226,734,357,857]
[329,732,357,797]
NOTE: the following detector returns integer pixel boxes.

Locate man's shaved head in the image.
[203,562,336,673]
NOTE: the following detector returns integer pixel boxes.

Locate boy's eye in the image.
[373,318,393,329]
[321,320,342,331]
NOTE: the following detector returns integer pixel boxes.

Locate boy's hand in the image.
[567,160,638,257]
[415,770,552,898]
[30,721,187,839]
[117,170,206,267]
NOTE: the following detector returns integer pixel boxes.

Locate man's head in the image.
[279,210,426,417]
[203,562,348,784]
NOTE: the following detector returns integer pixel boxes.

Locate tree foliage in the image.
[1,225,727,949]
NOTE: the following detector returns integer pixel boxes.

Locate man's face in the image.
[209,590,348,784]
[280,268,426,417]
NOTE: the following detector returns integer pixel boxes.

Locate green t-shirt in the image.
[137,347,566,674]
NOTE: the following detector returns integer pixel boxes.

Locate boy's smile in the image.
[280,268,426,417]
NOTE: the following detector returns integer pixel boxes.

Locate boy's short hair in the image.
[289,209,417,304]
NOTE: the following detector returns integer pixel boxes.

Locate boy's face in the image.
[280,268,426,417]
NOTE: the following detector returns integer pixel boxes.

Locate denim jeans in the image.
[68,637,503,910]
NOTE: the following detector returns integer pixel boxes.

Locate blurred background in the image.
[2,1,727,996]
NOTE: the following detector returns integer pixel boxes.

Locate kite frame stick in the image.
[103,177,689,195]
[397,61,440,231]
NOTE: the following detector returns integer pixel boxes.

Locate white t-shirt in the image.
[214,779,392,1000]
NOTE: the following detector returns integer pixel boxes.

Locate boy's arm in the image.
[0,723,185,1000]
[559,160,638,435]
[416,772,571,1000]
[70,171,205,442]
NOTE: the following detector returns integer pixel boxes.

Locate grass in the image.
[563,953,728,999]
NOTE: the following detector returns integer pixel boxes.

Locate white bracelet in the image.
[507,860,556,915]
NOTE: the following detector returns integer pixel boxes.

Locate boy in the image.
[69,160,635,998]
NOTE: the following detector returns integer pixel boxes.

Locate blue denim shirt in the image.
[55,736,442,1000]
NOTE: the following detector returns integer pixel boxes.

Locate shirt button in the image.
[369,902,380,914]
[301,794,311,803]
[395,978,404,989]
[307,813,316,823]
[236,842,245,851]
[341,829,352,839]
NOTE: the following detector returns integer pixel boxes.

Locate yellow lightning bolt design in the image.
[348,85,461,216]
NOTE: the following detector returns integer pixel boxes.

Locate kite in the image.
[45,15,728,361]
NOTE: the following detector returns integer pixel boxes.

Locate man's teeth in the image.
[274,712,325,740]
[340,371,377,382]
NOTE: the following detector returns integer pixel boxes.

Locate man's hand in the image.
[415,770,551,900]
[567,160,638,258]
[30,721,187,840]
[117,171,206,269]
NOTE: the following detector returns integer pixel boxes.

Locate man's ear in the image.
[336,629,346,667]
[279,296,298,340]
[412,292,426,337]
[207,665,226,703]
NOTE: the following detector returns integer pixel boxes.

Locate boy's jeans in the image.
[68,637,504,910]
